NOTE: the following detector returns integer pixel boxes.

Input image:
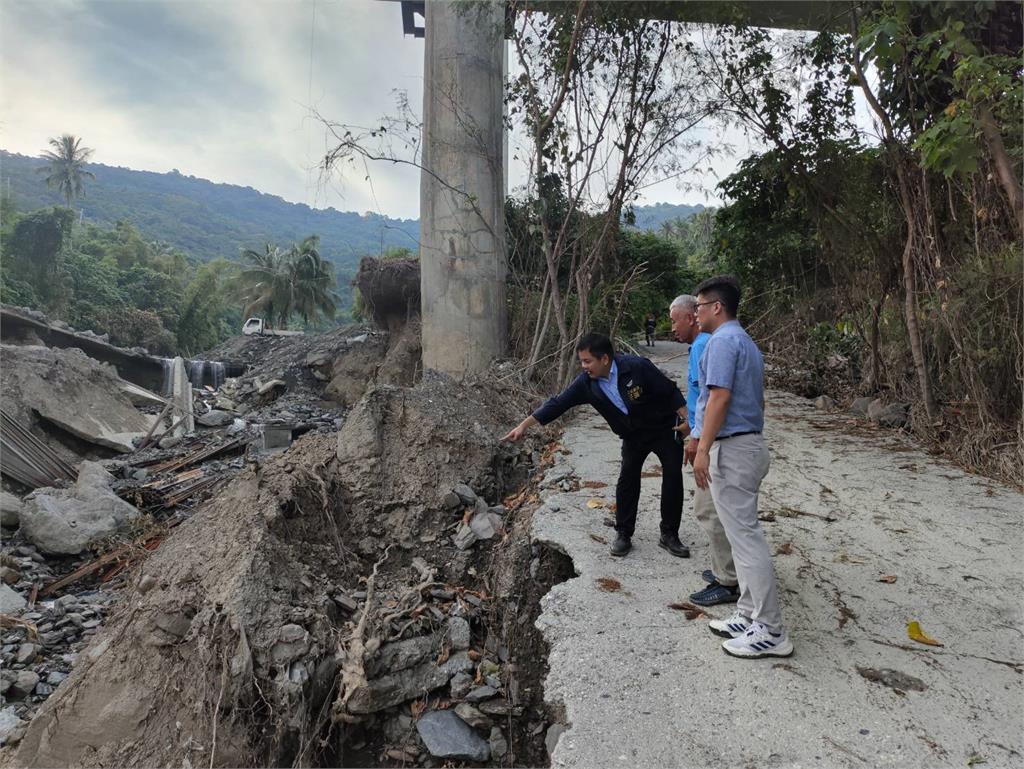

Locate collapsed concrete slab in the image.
[20,462,141,555]
[1,345,152,455]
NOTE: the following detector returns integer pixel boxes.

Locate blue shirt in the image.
[693,320,764,439]
[597,361,628,414]
[686,332,711,430]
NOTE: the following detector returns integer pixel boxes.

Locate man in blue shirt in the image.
[690,275,793,659]
[670,295,739,607]
[503,332,690,559]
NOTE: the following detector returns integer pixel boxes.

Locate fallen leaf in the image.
[588,533,608,545]
[967,753,988,766]
[596,577,622,592]
[776,542,793,555]
[878,575,897,583]
[668,601,711,620]
[602,517,616,528]
[586,498,606,509]
[467,649,482,661]
[580,480,608,489]
[907,620,944,647]
[640,470,662,478]
[835,551,867,564]
[608,503,617,512]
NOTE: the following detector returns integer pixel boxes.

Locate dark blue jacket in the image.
[532,354,685,439]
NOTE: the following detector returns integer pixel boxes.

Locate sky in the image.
[0,0,869,221]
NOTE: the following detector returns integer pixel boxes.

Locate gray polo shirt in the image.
[693,319,765,439]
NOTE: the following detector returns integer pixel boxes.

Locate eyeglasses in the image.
[694,300,720,310]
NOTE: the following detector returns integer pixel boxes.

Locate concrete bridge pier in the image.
[419,0,507,378]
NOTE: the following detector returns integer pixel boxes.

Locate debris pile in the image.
[7,358,568,767]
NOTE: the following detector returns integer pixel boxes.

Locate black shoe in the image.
[658,534,690,558]
[610,534,632,557]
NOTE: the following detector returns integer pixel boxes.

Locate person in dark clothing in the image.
[644,314,657,346]
[502,332,690,558]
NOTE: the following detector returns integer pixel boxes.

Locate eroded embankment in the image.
[10,370,580,768]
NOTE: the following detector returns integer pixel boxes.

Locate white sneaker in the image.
[722,622,794,658]
[708,610,751,639]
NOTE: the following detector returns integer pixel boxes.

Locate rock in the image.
[877,402,910,429]
[20,462,141,555]
[0,566,20,586]
[468,510,499,540]
[453,523,478,551]
[442,491,463,511]
[365,635,437,678]
[1,491,23,528]
[0,584,26,614]
[415,709,490,762]
[9,671,39,699]
[546,723,565,757]
[850,396,874,417]
[446,617,470,651]
[257,379,287,396]
[0,707,26,746]
[465,685,497,702]
[477,698,515,716]
[214,397,237,412]
[814,395,837,412]
[452,484,477,505]
[46,671,68,686]
[196,409,234,427]
[866,398,886,421]
[15,643,37,665]
[346,651,474,714]
[137,574,157,594]
[270,624,309,665]
[449,671,473,699]
[157,434,183,450]
[489,726,508,759]
[454,702,491,730]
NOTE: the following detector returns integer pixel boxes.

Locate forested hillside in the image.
[0,150,419,280]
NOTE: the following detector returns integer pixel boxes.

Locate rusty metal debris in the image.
[0,408,77,489]
[142,435,249,475]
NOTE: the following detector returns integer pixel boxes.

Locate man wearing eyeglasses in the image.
[690,275,793,659]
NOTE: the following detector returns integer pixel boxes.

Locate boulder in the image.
[866,398,886,421]
[1,491,23,528]
[415,709,490,762]
[8,671,39,699]
[20,462,141,555]
[0,584,26,614]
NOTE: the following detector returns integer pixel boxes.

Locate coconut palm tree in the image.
[287,235,339,327]
[37,134,95,207]
[237,243,293,327]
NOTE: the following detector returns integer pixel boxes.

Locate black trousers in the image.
[615,431,683,538]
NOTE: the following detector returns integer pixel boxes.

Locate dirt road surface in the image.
[531,341,1023,768]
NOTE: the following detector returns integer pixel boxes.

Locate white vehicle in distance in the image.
[242,318,304,336]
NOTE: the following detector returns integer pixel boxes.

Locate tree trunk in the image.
[978,104,1024,237]
[866,291,886,393]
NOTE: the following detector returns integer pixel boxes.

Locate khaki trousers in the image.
[709,433,784,633]
[692,483,737,586]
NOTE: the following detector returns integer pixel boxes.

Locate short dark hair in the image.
[694,274,741,317]
[576,332,614,359]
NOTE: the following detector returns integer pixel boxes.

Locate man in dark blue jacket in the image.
[503,332,690,558]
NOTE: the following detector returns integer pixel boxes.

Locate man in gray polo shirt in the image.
[690,275,793,658]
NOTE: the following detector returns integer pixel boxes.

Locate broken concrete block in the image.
[0,491,22,528]
[260,424,292,450]
[116,380,166,408]
[20,462,141,555]
[257,379,287,396]
[416,708,490,762]
[0,584,26,614]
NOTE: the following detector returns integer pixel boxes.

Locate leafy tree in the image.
[1,207,75,310]
[288,235,339,327]
[36,135,95,207]
[236,236,339,328]
[177,259,240,353]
